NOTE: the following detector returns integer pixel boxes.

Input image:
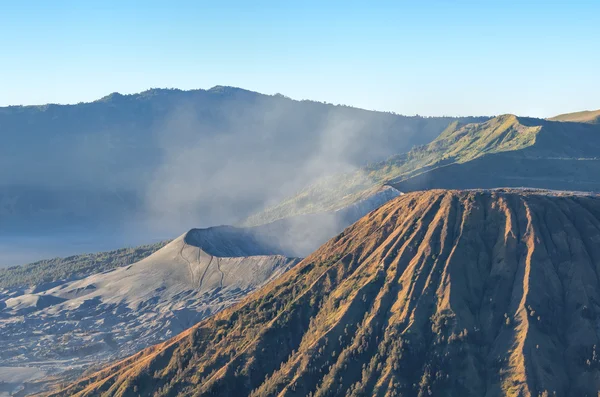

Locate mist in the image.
[142,98,383,233]
[0,87,473,265]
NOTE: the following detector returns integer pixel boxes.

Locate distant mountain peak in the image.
[92,86,258,104]
[495,113,518,120]
[96,91,125,102]
[207,85,255,95]
[418,113,540,165]
[549,108,600,124]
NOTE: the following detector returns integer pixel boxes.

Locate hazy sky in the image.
[1,0,599,117]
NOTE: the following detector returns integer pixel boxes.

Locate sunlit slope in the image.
[50,189,600,396]
[255,115,600,221]
[549,109,600,124]
[0,226,299,395]
[391,115,600,191]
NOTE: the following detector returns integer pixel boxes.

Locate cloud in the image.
[142,98,380,234]
[1,90,450,242]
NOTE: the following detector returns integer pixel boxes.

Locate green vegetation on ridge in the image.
[244,114,549,226]
[0,241,169,289]
[1,86,485,234]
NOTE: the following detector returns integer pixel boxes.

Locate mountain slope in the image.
[390,115,600,192]
[0,186,400,395]
[260,115,600,221]
[1,185,399,294]
[244,186,401,257]
[0,86,482,238]
[549,109,600,123]
[0,241,168,289]
[0,227,299,395]
[51,189,600,397]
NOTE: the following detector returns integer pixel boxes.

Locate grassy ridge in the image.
[0,241,169,289]
[549,108,600,123]
[243,115,543,226]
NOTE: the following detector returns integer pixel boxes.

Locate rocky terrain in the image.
[0,228,299,396]
[0,186,401,395]
[51,189,600,396]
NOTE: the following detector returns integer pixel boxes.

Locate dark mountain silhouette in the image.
[0,86,483,237]
[48,189,600,397]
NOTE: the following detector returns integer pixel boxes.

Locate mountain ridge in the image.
[0,85,485,253]
[47,189,600,397]
[0,226,301,395]
[549,109,600,124]
[6,85,480,118]
[0,241,169,289]
[390,115,600,192]
[255,114,600,223]
[0,188,403,395]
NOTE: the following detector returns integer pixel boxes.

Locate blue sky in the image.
[1,0,599,117]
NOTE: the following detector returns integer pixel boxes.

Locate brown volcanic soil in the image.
[48,190,600,397]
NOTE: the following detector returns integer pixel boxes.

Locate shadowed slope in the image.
[50,190,600,397]
[1,86,483,237]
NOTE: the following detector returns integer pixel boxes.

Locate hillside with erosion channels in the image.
[259,114,600,221]
[0,227,299,396]
[50,189,600,397]
[0,186,401,395]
